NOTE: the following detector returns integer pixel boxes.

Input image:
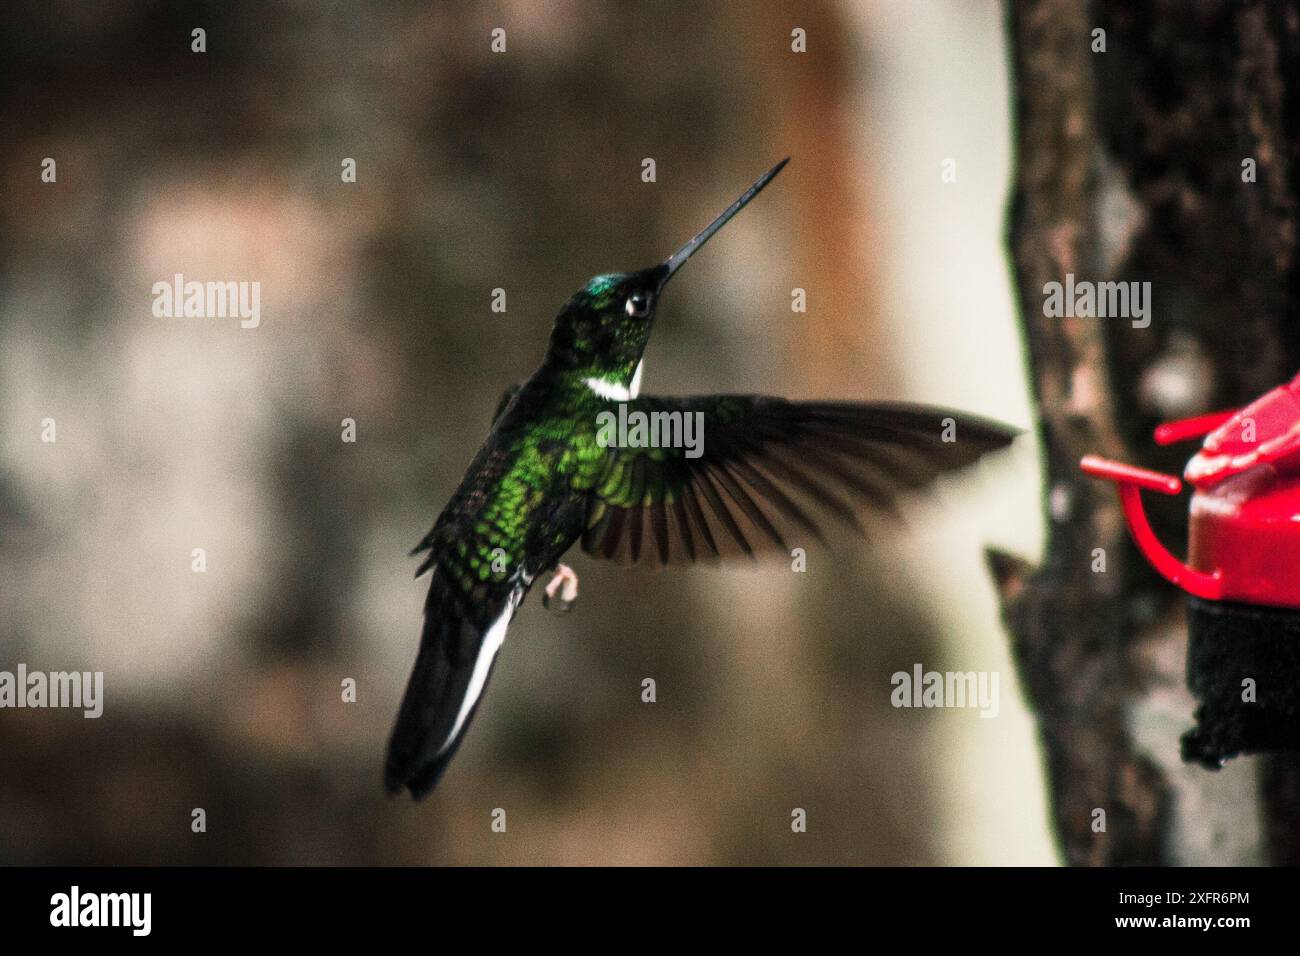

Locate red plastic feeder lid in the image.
[1082,371,1300,610]
[1185,372,1300,487]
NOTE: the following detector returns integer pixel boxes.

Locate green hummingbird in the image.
[386,158,1015,798]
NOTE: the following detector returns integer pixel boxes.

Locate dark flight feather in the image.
[581,396,1016,566]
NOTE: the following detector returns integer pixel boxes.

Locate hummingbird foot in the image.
[542,564,579,612]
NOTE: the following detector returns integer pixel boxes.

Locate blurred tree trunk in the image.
[998,0,1300,865]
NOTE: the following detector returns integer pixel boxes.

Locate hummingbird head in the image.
[543,158,789,393]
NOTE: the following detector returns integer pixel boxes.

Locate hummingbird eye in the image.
[625,291,651,318]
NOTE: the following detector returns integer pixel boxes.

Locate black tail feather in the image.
[385,569,508,799]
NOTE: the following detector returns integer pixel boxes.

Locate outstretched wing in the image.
[580,396,1016,565]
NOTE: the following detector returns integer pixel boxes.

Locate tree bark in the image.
[1000,0,1300,865]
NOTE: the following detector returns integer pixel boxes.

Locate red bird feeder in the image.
[1082,373,1300,766]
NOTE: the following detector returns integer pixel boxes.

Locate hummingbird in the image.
[386,158,1016,799]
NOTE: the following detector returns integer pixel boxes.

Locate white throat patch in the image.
[585,360,644,401]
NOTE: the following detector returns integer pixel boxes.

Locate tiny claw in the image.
[543,564,579,612]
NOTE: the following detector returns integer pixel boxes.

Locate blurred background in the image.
[0,0,1050,864]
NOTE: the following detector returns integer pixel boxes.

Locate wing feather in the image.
[580,396,1015,566]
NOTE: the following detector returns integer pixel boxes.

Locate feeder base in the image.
[1182,597,1300,767]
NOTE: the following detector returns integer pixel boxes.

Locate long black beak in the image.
[658,157,789,289]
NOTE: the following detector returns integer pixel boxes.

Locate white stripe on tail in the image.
[437,587,522,756]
